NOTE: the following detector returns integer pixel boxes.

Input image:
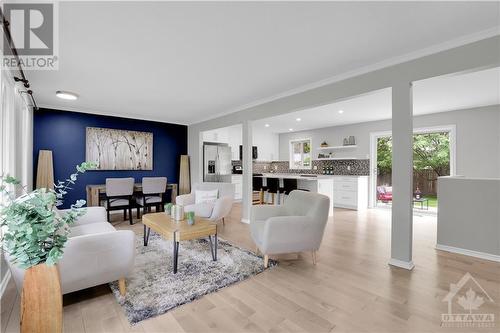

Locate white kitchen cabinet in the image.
[231,175,243,201]
[333,176,368,210]
[317,178,334,216]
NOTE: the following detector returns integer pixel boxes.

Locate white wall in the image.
[278,105,500,178]
[252,126,279,161]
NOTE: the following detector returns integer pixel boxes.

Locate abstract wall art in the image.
[86,127,153,170]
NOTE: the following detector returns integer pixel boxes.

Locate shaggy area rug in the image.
[110,232,276,324]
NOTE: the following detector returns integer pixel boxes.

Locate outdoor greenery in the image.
[377,132,450,176]
[0,162,96,269]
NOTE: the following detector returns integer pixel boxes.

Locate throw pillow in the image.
[195,189,219,204]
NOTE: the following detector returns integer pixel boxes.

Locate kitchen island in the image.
[254,173,335,215]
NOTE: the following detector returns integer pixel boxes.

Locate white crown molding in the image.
[436,244,500,263]
[36,103,188,126]
[0,271,12,299]
[191,27,500,125]
[389,258,415,270]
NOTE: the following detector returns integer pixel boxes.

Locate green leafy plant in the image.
[0,162,96,269]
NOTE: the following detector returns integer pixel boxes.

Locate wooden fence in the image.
[377,169,448,195]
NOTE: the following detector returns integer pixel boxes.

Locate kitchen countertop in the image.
[253,173,369,179]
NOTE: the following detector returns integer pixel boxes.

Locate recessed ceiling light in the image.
[338,110,344,114]
[289,128,293,131]
[264,124,270,127]
[296,117,301,122]
[56,90,79,100]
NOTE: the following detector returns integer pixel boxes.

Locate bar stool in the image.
[265,178,280,205]
[252,176,265,205]
[280,179,298,204]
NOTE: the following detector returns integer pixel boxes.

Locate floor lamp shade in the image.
[36,150,54,190]
[179,155,190,195]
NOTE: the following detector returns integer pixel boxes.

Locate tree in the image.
[413,132,450,176]
[376,132,450,176]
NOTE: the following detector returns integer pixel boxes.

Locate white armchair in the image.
[250,190,330,267]
[7,207,135,295]
[176,183,235,224]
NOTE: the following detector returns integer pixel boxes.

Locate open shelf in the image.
[317,145,357,150]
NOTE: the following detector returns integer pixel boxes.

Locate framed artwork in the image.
[86,127,153,170]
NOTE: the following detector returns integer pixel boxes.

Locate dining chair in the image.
[105,178,135,225]
[136,177,167,218]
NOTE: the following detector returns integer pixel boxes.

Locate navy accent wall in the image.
[33,108,187,208]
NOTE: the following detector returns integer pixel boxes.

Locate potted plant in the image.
[0,162,95,333]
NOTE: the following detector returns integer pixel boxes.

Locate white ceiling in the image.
[253,67,500,133]
[25,1,500,125]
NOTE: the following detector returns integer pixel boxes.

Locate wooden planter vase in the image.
[20,263,62,333]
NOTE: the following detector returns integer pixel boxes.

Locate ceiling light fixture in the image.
[338,110,344,114]
[289,128,293,131]
[56,90,79,100]
[265,124,270,127]
[296,117,301,122]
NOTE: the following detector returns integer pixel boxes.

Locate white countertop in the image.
[254,173,339,180]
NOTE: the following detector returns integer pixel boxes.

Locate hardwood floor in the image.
[2,205,499,332]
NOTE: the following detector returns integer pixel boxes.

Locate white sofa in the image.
[176,183,234,223]
[8,207,135,295]
[250,190,330,267]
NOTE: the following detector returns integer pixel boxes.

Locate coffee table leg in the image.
[208,235,215,260]
[143,225,151,246]
[214,226,218,261]
[173,232,179,274]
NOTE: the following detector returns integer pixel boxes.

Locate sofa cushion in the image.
[69,222,116,238]
[195,189,218,204]
[184,202,215,218]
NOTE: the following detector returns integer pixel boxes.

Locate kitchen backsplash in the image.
[253,159,370,176]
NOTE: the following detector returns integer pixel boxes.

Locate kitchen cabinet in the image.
[231,175,243,201]
[333,176,368,210]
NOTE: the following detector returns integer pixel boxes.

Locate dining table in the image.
[85,183,178,207]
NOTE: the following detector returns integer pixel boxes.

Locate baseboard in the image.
[436,244,500,262]
[241,218,250,224]
[388,258,415,270]
[0,271,11,299]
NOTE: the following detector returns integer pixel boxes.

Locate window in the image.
[289,139,312,169]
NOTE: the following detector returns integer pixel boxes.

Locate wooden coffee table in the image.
[142,213,218,273]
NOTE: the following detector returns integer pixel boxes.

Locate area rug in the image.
[110,232,276,324]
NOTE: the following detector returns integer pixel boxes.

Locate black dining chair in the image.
[136,177,167,218]
[105,177,135,225]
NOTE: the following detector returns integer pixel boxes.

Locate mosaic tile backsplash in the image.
[252,159,370,176]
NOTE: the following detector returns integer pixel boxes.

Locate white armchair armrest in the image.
[61,206,107,226]
[210,196,233,221]
[176,193,195,206]
[58,230,135,294]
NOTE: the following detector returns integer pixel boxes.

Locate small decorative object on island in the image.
[320,141,329,147]
[0,162,96,333]
[186,211,195,225]
[164,203,173,216]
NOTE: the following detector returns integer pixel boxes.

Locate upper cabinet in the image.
[253,126,279,161]
[202,125,242,160]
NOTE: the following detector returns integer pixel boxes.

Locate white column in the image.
[389,82,414,270]
[241,121,253,223]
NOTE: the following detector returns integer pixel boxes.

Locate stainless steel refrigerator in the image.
[203,142,232,183]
